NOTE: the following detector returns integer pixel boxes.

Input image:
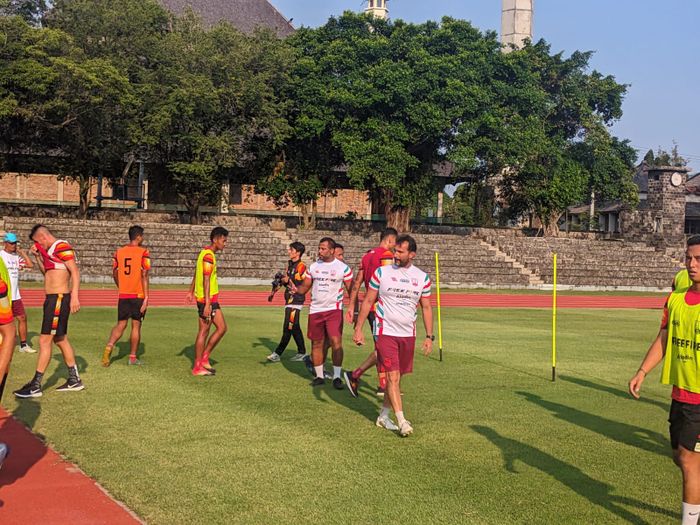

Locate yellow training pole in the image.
[552,252,557,382]
[435,252,443,362]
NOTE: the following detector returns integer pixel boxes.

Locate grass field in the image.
[2,306,679,524]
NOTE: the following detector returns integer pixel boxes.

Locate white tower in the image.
[501,0,533,51]
[365,0,388,20]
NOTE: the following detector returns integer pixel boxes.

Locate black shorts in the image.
[197,301,221,320]
[669,400,700,451]
[118,298,145,322]
[367,311,376,332]
[41,293,71,337]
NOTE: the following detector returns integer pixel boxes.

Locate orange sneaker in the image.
[192,366,213,377]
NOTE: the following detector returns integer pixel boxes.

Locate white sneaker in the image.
[289,353,306,362]
[19,345,36,353]
[324,370,333,380]
[398,420,414,437]
[376,415,399,431]
[266,353,281,363]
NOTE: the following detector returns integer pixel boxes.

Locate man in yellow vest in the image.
[0,256,16,469]
[630,235,700,525]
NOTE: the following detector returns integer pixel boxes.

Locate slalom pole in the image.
[435,252,443,362]
[552,252,557,382]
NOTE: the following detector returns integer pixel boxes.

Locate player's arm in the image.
[185,274,195,304]
[202,272,212,318]
[342,266,354,295]
[294,275,312,296]
[112,254,119,287]
[64,258,81,313]
[17,247,33,269]
[420,295,434,357]
[345,268,364,323]
[629,328,667,399]
[354,287,378,346]
[140,251,151,313]
[30,245,46,275]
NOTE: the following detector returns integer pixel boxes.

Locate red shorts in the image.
[12,299,26,318]
[376,335,416,375]
[307,310,343,341]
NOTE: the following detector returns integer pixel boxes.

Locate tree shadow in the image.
[0,399,46,496]
[517,391,668,457]
[470,425,675,524]
[43,354,89,390]
[559,374,669,411]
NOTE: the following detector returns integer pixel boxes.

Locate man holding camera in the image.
[267,242,308,363]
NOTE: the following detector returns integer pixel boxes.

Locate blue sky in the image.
[272,0,700,171]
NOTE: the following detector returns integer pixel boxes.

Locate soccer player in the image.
[0,256,17,469]
[14,225,83,397]
[102,225,151,367]
[629,235,700,525]
[354,234,433,436]
[186,226,228,376]
[344,228,397,398]
[0,232,35,353]
[267,241,307,363]
[294,237,353,389]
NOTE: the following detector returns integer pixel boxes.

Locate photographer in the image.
[266,242,307,363]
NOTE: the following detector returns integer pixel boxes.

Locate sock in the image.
[68,365,80,380]
[379,406,391,419]
[314,365,324,379]
[396,411,406,426]
[129,353,137,360]
[682,502,700,525]
[20,340,27,347]
[353,368,363,379]
[194,358,202,370]
[31,370,44,386]
[333,366,342,379]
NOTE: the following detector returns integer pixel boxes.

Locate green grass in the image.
[4,306,677,524]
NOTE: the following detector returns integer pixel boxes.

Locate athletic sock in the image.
[68,365,80,380]
[352,367,363,379]
[314,365,324,379]
[333,366,342,380]
[682,502,700,525]
[31,370,44,386]
[396,411,407,426]
[379,407,391,419]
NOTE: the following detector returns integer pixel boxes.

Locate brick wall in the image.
[0,173,110,205]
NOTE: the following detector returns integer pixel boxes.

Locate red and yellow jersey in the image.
[361,247,394,291]
[113,245,151,298]
[0,257,12,325]
[36,239,75,271]
[195,247,218,302]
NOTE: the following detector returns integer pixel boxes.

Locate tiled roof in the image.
[159,0,294,36]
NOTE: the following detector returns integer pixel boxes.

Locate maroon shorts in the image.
[376,335,416,375]
[12,299,26,318]
[307,310,343,341]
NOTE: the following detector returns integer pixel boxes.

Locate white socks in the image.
[314,365,324,379]
[333,366,341,380]
[379,407,391,419]
[396,411,406,426]
[682,502,700,525]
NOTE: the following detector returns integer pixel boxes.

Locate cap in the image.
[3,232,17,243]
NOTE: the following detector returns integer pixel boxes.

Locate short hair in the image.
[210,226,229,242]
[380,227,398,242]
[319,236,336,249]
[289,241,305,256]
[128,225,144,241]
[395,234,417,253]
[29,224,48,240]
[334,243,344,251]
[689,235,700,247]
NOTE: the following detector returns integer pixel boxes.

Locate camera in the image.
[267,271,286,302]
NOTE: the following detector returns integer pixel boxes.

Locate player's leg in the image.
[310,338,325,385]
[289,309,307,360]
[14,299,33,352]
[0,322,15,469]
[54,335,83,391]
[103,319,128,367]
[193,315,212,376]
[672,402,700,524]
[128,319,142,365]
[202,307,226,372]
[269,307,293,362]
[678,447,700,524]
[328,311,344,389]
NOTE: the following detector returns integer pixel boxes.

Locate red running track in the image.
[18,289,667,309]
[0,408,141,524]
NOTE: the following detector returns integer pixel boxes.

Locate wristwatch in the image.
[426,335,435,341]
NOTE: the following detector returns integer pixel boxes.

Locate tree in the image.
[0,0,47,26]
[286,13,504,231]
[0,15,135,216]
[647,143,687,167]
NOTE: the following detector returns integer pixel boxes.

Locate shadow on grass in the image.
[43,353,88,390]
[517,391,668,457]
[559,374,669,411]
[254,337,380,422]
[471,425,674,524]
[0,399,45,497]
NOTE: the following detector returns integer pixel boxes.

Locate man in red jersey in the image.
[343,228,397,397]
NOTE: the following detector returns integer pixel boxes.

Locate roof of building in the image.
[158,0,295,36]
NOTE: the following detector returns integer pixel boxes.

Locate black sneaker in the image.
[332,378,344,390]
[14,382,42,398]
[56,378,84,392]
[310,377,325,387]
[303,355,315,377]
[343,371,358,398]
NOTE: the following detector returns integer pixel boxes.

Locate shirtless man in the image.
[14,224,83,397]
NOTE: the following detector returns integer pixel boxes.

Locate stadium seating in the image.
[1,216,684,289]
